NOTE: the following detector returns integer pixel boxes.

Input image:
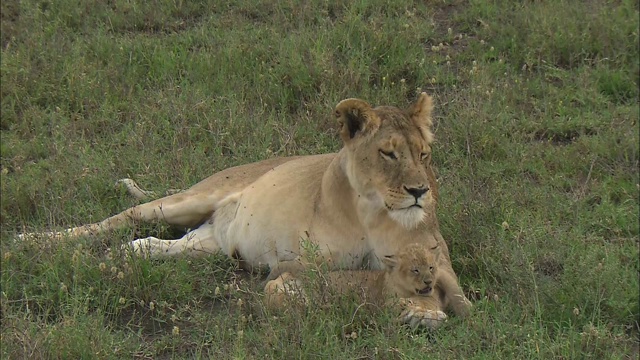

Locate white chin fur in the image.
[389,207,425,229]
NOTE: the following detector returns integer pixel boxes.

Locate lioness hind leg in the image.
[125,219,220,258]
[19,191,219,241]
[116,178,182,201]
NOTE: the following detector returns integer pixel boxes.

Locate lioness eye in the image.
[420,153,429,161]
[379,150,398,160]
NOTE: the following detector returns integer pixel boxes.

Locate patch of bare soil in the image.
[1,0,20,48]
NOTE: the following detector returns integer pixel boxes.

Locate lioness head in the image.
[382,242,440,298]
[335,92,438,229]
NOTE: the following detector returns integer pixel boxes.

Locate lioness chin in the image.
[264,243,471,330]
[20,93,471,327]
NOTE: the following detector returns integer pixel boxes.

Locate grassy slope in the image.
[1,0,638,358]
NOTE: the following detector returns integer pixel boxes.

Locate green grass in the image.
[1,0,638,358]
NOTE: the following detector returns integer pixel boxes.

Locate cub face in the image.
[382,243,441,298]
[335,93,438,229]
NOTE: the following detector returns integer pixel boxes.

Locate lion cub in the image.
[265,243,471,327]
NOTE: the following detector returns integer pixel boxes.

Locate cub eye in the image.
[412,268,420,274]
[429,266,434,272]
[379,150,398,160]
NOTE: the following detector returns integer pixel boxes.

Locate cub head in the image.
[335,93,438,229]
[382,243,440,298]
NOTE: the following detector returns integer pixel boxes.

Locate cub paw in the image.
[400,308,448,330]
[264,272,306,309]
[397,298,448,330]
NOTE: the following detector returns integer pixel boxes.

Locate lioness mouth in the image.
[417,286,432,295]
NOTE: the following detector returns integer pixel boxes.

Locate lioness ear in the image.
[335,98,380,143]
[430,244,441,262]
[408,92,434,143]
[382,255,398,269]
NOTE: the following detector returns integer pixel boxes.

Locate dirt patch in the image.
[431,0,464,32]
[1,0,20,48]
[427,0,477,57]
[534,257,564,279]
[533,127,597,146]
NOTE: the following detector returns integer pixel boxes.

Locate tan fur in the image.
[20,93,471,326]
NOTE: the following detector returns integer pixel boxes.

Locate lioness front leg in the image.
[438,270,472,318]
[116,178,182,201]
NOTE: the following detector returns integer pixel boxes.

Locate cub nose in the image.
[423,279,432,286]
[404,186,428,199]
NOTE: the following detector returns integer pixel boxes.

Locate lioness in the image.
[264,243,471,329]
[20,93,472,325]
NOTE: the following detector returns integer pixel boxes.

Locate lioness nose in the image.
[404,186,428,199]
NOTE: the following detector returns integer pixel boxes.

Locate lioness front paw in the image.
[451,294,473,318]
[122,239,152,258]
[110,239,151,261]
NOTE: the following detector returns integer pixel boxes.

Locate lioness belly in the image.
[213,154,334,268]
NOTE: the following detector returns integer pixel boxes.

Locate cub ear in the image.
[335,98,380,143]
[407,92,434,143]
[382,255,398,270]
